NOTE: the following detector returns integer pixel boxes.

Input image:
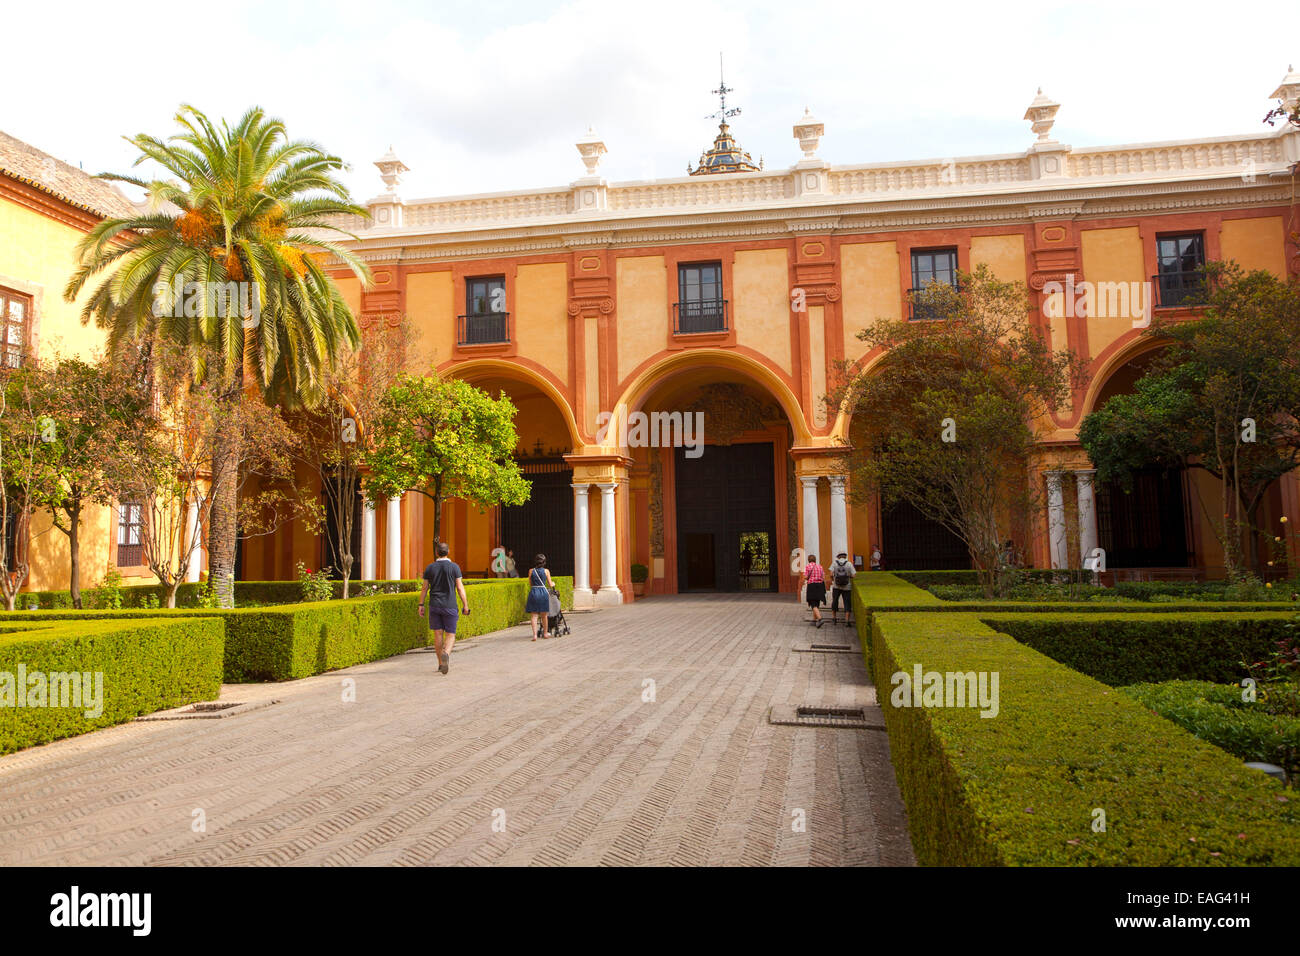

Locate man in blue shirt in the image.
[418,541,471,675]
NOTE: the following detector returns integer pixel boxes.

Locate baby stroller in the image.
[547,587,571,637]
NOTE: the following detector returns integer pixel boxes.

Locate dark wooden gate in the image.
[1096,467,1191,568]
[322,469,363,580]
[501,458,574,577]
[881,498,971,570]
[674,442,776,591]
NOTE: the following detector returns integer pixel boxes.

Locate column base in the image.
[572,587,596,609]
[595,586,623,607]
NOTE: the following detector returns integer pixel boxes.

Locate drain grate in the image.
[769,704,883,730]
[135,699,280,721]
[792,642,857,654]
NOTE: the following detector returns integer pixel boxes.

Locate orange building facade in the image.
[240,74,1300,605]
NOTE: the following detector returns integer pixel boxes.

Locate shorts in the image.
[831,587,852,611]
[805,582,826,608]
[428,606,458,633]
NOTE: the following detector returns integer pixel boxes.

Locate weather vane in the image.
[706,53,741,125]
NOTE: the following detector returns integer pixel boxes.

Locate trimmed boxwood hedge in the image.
[985,612,1295,686]
[12,577,574,683]
[0,616,223,755]
[854,573,1300,865]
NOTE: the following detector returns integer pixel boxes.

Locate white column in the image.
[1046,471,1068,570]
[184,498,202,583]
[572,483,593,608]
[1076,469,1099,565]
[596,482,622,605]
[385,494,402,580]
[828,475,849,561]
[800,476,821,560]
[361,499,377,581]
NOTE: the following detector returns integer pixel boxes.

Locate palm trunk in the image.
[207,386,243,609]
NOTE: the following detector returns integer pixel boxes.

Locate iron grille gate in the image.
[500,459,574,577]
[880,498,971,570]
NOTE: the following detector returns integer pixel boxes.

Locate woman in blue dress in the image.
[526,553,555,641]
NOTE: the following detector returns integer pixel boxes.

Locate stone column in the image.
[184,498,202,583]
[800,476,821,560]
[1076,469,1099,565]
[385,494,402,580]
[361,499,377,581]
[572,483,594,608]
[596,482,622,606]
[1045,471,1068,570]
[828,475,849,560]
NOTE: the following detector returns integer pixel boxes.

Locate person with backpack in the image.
[829,552,856,626]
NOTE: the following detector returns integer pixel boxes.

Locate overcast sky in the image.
[5,0,1295,203]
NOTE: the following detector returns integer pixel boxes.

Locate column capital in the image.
[828,474,848,492]
[799,475,821,489]
[1074,468,1097,477]
[571,482,591,493]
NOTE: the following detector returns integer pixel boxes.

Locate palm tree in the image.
[65,105,370,606]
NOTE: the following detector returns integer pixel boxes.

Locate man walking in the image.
[418,541,471,675]
[829,552,856,626]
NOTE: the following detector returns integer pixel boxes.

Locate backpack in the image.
[832,560,852,589]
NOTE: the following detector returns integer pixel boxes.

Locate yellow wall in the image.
[514,263,569,382]
[0,197,106,361]
[616,256,667,383]
[970,234,1026,283]
[407,270,453,369]
[733,248,791,375]
[840,241,901,362]
[1220,216,1286,276]
[1079,226,1145,358]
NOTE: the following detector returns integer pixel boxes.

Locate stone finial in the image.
[1024,88,1061,144]
[793,108,824,161]
[1271,64,1300,114]
[576,127,607,177]
[374,146,409,194]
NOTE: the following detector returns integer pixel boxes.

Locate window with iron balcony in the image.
[458,276,509,345]
[674,262,728,334]
[1153,233,1206,308]
[908,248,959,320]
[0,288,31,368]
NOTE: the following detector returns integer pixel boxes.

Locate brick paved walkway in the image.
[0,594,914,866]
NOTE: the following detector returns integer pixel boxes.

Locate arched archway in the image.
[1083,340,1195,570]
[439,359,583,578]
[615,356,800,594]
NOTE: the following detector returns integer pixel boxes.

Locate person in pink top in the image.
[800,555,827,628]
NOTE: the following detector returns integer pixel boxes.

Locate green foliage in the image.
[630,563,649,584]
[0,616,223,755]
[1122,680,1300,782]
[842,266,1082,597]
[853,575,1300,865]
[364,375,529,542]
[988,612,1293,686]
[93,565,125,610]
[1078,263,1300,575]
[295,561,334,603]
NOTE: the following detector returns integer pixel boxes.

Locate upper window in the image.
[0,288,31,369]
[1154,233,1205,308]
[116,501,144,567]
[466,276,506,316]
[460,276,508,345]
[675,262,727,334]
[909,248,958,320]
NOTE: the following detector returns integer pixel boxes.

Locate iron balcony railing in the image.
[1151,270,1205,309]
[673,299,729,334]
[457,312,510,345]
[906,282,960,321]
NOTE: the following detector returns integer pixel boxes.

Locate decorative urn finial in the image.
[575,127,607,177]
[374,146,409,193]
[1023,88,1061,144]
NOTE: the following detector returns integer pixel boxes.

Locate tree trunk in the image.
[166,579,180,609]
[207,385,243,609]
[68,498,82,610]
